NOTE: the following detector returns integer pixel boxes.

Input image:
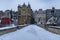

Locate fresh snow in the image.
[0,25,60,40]
[0,24,17,30]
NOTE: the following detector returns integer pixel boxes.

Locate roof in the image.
[0,24,17,30]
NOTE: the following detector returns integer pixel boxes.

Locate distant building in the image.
[4,10,11,18]
[46,7,57,26]
[1,16,11,25]
[12,11,18,25]
[0,11,4,24]
[10,10,18,25]
[18,3,33,25]
[4,10,18,25]
[4,10,13,24]
[45,7,60,25]
[34,9,46,26]
[0,11,4,19]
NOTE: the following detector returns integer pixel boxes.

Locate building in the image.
[46,7,57,25]
[2,10,18,25]
[45,7,60,25]
[4,10,11,18]
[1,16,11,25]
[18,3,33,25]
[34,9,46,26]
[12,11,18,25]
[0,11,4,24]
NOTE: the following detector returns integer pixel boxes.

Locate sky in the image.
[0,0,60,11]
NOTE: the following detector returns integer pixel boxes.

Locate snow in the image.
[46,16,57,24]
[0,24,17,30]
[0,25,60,40]
[46,22,50,24]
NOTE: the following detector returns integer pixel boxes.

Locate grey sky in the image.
[0,0,60,11]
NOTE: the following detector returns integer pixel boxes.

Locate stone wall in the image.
[0,26,26,35]
[0,27,17,35]
[47,28,60,35]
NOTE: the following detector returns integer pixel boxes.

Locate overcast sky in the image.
[0,0,60,11]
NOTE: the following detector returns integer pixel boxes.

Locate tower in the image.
[28,2,31,8]
[51,7,55,17]
[18,3,33,25]
[18,4,21,11]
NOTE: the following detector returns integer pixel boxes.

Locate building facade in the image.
[46,7,57,25]
[34,9,46,26]
[45,7,60,25]
[18,3,33,25]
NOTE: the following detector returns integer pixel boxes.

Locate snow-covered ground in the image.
[0,25,60,40]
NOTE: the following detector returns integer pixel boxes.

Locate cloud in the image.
[0,0,18,11]
[52,0,60,9]
[0,0,60,11]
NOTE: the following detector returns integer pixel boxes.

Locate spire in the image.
[22,3,26,7]
[51,7,55,17]
[18,4,21,8]
[28,2,31,8]
[35,10,38,14]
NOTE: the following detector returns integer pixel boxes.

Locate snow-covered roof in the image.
[49,26,60,28]
[0,25,60,40]
[0,24,17,30]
